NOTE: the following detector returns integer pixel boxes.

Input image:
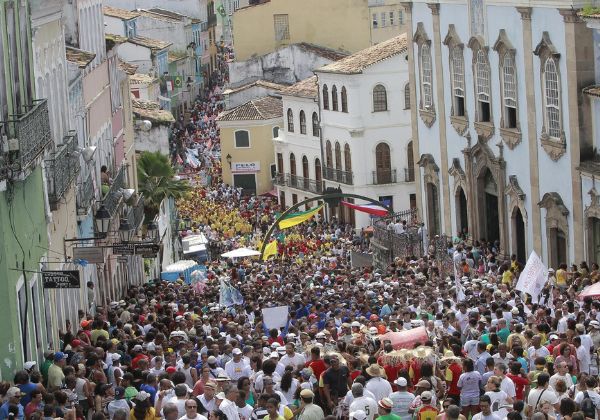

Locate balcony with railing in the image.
[273,173,286,186]
[46,132,80,210]
[372,169,397,185]
[323,167,353,185]
[77,173,95,215]
[125,194,145,233]
[101,164,127,217]
[1,99,52,176]
[289,174,324,194]
[405,167,415,182]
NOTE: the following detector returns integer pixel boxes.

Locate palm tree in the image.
[137,151,190,220]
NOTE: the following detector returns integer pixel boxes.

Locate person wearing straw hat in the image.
[365,364,392,402]
[377,398,400,420]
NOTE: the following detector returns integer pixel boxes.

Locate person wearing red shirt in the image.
[506,362,529,401]
[305,347,327,380]
[131,345,150,370]
[443,356,463,405]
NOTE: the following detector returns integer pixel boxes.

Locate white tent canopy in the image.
[220,248,261,258]
[163,260,197,273]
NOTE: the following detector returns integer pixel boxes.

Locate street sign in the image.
[135,243,160,257]
[42,270,81,289]
[72,246,104,264]
[117,256,129,263]
[112,243,135,255]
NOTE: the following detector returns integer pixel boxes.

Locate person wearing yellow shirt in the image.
[555,263,568,291]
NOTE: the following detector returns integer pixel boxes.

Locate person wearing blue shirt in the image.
[0,387,25,420]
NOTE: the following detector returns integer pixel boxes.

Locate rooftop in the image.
[132,99,175,124]
[316,34,407,74]
[118,59,138,75]
[148,8,189,21]
[103,6,140,20]
[128,35,172,51]
[138,9,182,23]
[296,42,349,61]
[65,46,96,69]
[168,51,189,63]
[279,76,318,99]
[217,96,283,122]
[222,79,288,95]
[129,73,158,85]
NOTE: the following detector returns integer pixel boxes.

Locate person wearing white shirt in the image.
[219,386,241,420]
[225,350,252,381]
[493,364,516,400]
[349,384,378,420]
[365,365,392,402]
[574,337,591,374]
[198,383,217,413]
[574,377,600,419]
[527,336,550,370]
[550,362,574,390]
[179,399,209,420]
[278,344,306,371]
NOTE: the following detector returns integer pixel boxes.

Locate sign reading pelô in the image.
[42,270,81,289]
[231,162,260,173]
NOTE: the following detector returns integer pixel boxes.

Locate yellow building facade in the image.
[233,0,372,61]
[217,96,283,195]
[368,0,408,44]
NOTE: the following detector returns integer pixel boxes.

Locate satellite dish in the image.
[140,120,152,131]
[82,146,97,162]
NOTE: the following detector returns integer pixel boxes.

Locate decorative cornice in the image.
[419,108,436,128]
[450,115,469,136]
[558,8,581,23]
[474,121,495,141]
[540,134,567,161]
[534,31,560,58]
[427,3,440,15]
[400,1,413,13]
[499,126,522,150]
[516,7,531,20]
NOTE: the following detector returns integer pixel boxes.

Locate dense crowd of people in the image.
[4,39,600,420]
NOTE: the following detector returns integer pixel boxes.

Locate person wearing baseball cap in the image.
[350,410,368,420]
[377,398,399,420]
[48,352,66,391]
[107,387,131,419]
[412,391,438,420]
[297,388,324,420]
[389,377,415,420]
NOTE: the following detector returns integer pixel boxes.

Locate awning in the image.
[260,188,277,197]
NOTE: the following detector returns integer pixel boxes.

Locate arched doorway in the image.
[315,158,322,193]
[478,169,500,243]
[302,156,309,189]
[513,207,526,263]
[426,183,441,235]
[375,143,392,184]
[289,153,296,188]
[456,186,468,237]
[590,217,600,264]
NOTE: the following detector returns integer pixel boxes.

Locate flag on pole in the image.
[262,240,278,260]
[515,251,548,303]
[219,277,244,307]
[340,201,388,216]
[278,205,323,230]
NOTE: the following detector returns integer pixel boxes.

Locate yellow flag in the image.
[262,240,278,260]
[278,205,323,229]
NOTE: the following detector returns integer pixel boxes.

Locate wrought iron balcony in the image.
[405,167,415,182]
[77,173,95,215]
[372,169,397,185]
[323,167,353,185]
[46,132,80,210]
[289,174,324,194]
[1,99,52,175]
[124,194,145,233]
[273,173,286,186]
[101,164,127,217]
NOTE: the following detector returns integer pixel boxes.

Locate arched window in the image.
[451,46,466,117]
[420,44,433,109]
[404,84,410,109]
[325,140,333,168]
[315,158,322,182]
[373,84,388,112]
[335,141,342,170]
[501,52,517,129]
[544,57,560,138]
[344,143,352,172]
[299,110,306,134]
[287,108,294,132]
[312,112,319,137]
[341,87,348,112]
[331,85,338,111]
[302,155,309,178]
[322,84,329,110]
[272,126,280,138]
[375,143,392,184]
[475,49,491,122]
[289,153,296,175]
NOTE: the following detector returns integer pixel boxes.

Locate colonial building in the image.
[405,0,593,266]
[369,0,408,44]
[314,34,416,228]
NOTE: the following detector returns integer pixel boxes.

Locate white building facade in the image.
[405,0,594,266]
[315,35,416,228]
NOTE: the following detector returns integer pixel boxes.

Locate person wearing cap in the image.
[47,352,66,392]
[207,356,226,379]
[413,391,439,420]
[389,377,414,420]
[296,388,324,420]
[130,391,157,420]
[377,398,400,420]
[225,349,252,382]
[349,409,368,420]
[198,381,218,413]
[0,387,24,420]
[107,387,132,419]
[348,383,377,420]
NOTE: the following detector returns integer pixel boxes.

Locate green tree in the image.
[137,151,190,220]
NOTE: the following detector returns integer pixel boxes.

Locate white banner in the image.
[232,161,260,173]
[515,251,548,303]
[262,306,289,330]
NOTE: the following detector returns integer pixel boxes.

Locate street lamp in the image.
[95,205,111,238]
[146,221,159,243]
[118,219,135,243]
[226,153,232,168]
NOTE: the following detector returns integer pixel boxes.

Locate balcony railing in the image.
[1,99,52,175]
[405,167,415,182]
[273,173,286,186]
[372,169,397,185]
[101,164,127,217]
[77,173,95,215]
[125,194,145,233]
[46,132,80,210]
[289,174,324,194]
[323,167,353,185]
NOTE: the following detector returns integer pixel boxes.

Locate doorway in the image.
[480,169,499,243]
[513,207,526,263]
[591,218,600,264]
[549,227,567,268]
[456,187,468,237]
[233,174,256,195]
[426,183,440,235]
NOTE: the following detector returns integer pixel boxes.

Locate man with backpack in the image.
[574,376,600,420]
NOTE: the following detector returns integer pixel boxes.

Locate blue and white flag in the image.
[219,277,244,307]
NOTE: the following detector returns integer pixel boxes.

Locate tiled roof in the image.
[118,59,138,75]
[280,76,318,99]
[128,35,172,51]
[132,99,175,124]
[296,43,349,61]
[222,79,288,95]
[584,85,600,97]
[129,73,158,85]
[103,6,140,20]
[316,34,408,74]
[168,51,189,63]
[65,46,96,68]
[148,8,188,21]
[105,33,128,44]
[217,96,283,122]
[138,10,181,23]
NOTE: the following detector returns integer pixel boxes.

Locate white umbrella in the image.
[163,260,197,273]
[220,248,261,258]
